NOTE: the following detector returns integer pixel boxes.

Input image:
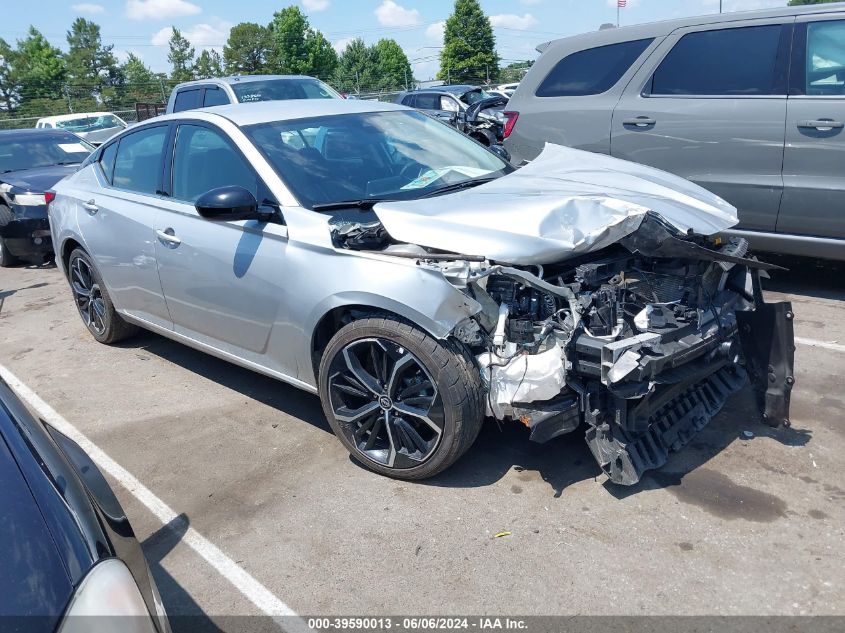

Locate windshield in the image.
[55,114,125,132]
[0,135,93,172]
[244,110,511,209]
[232,78,339,103]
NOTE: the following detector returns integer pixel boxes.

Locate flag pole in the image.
[617,3,620,27]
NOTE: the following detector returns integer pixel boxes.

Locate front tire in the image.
[318,317,484,480]
[67,248,138,344]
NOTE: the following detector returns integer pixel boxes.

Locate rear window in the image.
[536,38,653,97]
[173,88,201,112]
[650,25,784,96]
[112,126,167,195]
[203,87,230,107]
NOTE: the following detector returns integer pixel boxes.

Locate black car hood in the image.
[1,165,79,193]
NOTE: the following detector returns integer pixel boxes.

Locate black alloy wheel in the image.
[69,254,107,335]
[318,317,485,480]
[327,338,444,469]
[67,248,137,344]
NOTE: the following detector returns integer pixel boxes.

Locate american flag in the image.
[618,0,627,6]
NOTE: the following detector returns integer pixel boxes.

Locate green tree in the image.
[14,27,67,112]
[167,27,195,82]
[120,53,165,104]
[0,38,18,112]
[374,39,412,90]
[65,18,119,94]
[304,30,337,80]
[439,0,498,84]
[269,6,310,74]
[334,38,376,93]
[195,49,223,79]
[268,6,337,78]
[224,22,272,74]
[498,60,532,83]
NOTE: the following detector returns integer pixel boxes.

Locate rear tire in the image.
[67,248,138,344]
[318,316,485,480]
[0,238,17,268]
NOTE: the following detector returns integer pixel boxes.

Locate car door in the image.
[73,124,172,329]
[611,19,793,232]
[778,14,845,240]
[153,121,293,372]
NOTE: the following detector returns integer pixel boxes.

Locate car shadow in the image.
[123,332,810,499]
[760,253,845,301]
[117,331,331,434]
[141,513,225,633]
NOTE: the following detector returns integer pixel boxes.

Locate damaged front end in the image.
[404,215,793,486]
[330,143,796,485]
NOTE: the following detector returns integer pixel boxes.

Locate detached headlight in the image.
[11,192,47,206]
[57,559,161,633]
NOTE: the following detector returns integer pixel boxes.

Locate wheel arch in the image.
[308,295,462,385]
[59,236,85,276]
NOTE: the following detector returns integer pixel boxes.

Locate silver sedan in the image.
[49,100,795,484]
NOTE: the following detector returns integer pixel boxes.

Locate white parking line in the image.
[796,336,845,354]
[0,363,307,631]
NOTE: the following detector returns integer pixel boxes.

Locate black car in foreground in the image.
[0,376,169,632]
[0,129,93,266]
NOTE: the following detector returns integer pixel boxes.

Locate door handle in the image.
[156,228,181,246]
[622,116,656,127]
[83,199,98,215]
[798,119,843,130]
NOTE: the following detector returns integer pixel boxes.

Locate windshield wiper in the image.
[311,198,393,212]
[419,176,499,198]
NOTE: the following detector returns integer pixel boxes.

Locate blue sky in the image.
[2,0,787,80]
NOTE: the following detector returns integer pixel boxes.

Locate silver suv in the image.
[504,4,845,260]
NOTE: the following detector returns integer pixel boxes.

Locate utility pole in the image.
[720,0,723,12]
[404,68,408,90]
[63,84,73,113]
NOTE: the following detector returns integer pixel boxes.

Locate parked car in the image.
[49,100,794,485]
[395,85,506,145]
[0,375,170,632]
[495,82,520,97]
[166,75,341,114]
[0,129,93,266]
[36,112,127,146]
[504,3,845,261]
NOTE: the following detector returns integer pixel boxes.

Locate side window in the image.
[401,94,416,107]
[112,126,167,195]
[440,96,460,112]
[173,88,201,112]
[171,124,260,203]
[203,87,230,107]
[99,142,118,183]
[536,38,653,97]
[805,20,845,96]
[651,25,784,96]
[414,93,439,109]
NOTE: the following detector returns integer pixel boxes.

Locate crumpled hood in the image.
[1,165,78,193]
[373,144,738,265]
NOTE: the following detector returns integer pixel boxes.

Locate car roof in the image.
[156,98,407,127]
[537,2,845,51]
[0,128,82,140]
[417,85,478,95]
[172,74,324,90]
[36,112,115,123]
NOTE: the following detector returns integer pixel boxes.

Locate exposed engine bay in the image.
[330,211,795,486]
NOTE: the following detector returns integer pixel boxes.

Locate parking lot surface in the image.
[1,256,843,628]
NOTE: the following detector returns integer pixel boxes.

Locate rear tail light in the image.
[502,111,519,139]
[44,191,56,207]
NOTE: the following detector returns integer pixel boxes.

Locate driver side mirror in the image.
[195,186,275,222]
